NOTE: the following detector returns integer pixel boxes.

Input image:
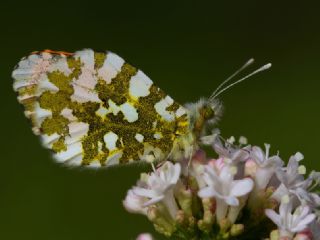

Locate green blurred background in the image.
[1,0,320,239]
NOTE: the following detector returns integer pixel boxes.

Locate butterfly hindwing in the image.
[12,49,190,167]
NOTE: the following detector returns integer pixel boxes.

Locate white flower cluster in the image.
[124,136,320,240]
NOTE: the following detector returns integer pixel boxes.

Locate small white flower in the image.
[250,144,284,189]
[198,165,254,222]
[265,196,316,238]
[213,138,250,165]
[294,188,320,208]
[273,155,320,207]
[132,162,181,218]
[276,152,306,188]
[272,153,307,202]
[123,189,148,215]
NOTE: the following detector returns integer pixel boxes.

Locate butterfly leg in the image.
[200,128,221,146]
[151,162,156,172]
[145,154,157,172]
[184,145,195,180]
[187,148,194,169]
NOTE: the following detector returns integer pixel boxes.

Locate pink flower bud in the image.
[214,157,225,171]
[192,149,207,164]
[293,233,312,240]
[207,159,216,168]
[245,159,257,177]
[136,233,153,240]
[294,230,313,240]
[280,237,291,240]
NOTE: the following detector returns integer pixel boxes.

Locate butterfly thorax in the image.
[193,104,215,138]
[170,99,222,160]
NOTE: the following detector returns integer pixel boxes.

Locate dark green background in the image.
[1,0,320,239]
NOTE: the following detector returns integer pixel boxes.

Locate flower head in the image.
[250,144,283,189]
[123,134,320,239]
[198,165,253,222]
[213,138,250,165]
[273,154,320,208]
[123,189,148,215]
[277,152,305,186]
[132,162,181,218]
[265,196,316,238]
[198,165,253,205]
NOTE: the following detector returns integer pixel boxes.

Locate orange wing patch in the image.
[31,49,74,56]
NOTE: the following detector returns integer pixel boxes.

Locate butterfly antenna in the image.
[210,63,272,100]
[209,58,255,99]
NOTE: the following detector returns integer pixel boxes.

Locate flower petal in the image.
[171,163,181,183]
[225,196,239,206]
[133,187,158,199]
[230,178,254,197]
[198,186,218,198]
[265,209,281,227]
[123,190,147,214]
[291,214,316,232]
[143,195,164,206]
[219,166,233,183]
[251,146,265,164]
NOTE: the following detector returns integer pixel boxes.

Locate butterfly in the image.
[12,49,270,168]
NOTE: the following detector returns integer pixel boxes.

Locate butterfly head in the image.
[185,98,223,139]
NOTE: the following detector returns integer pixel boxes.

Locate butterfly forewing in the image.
[12,49,190,167]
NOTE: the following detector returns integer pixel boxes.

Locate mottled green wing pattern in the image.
[12,49,190,167]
